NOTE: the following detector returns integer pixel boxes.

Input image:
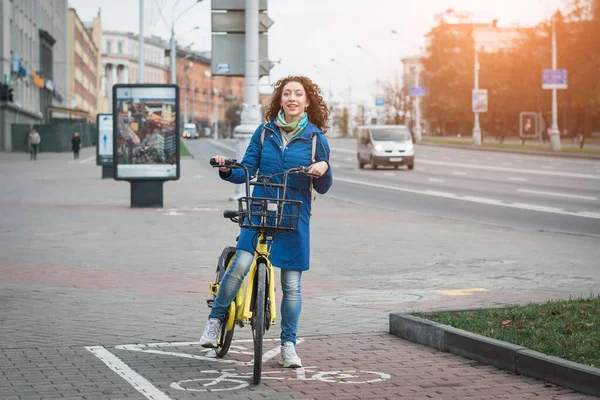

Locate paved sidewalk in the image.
[1,148,598,399]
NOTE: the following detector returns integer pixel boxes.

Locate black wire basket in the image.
[237,196,302,232]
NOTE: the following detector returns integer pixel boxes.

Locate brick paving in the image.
[0,148,598,399]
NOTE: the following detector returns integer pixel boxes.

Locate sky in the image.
[68,0,565,107]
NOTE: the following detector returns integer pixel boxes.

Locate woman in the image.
[200,76,333,368]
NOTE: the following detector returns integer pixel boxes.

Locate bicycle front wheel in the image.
[252,262,267,385]
[215,302,235,358]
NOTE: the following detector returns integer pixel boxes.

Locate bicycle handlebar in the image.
[210,158,320,221]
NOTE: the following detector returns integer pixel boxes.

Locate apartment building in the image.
[0,0,68,151]
[67,8,102,120]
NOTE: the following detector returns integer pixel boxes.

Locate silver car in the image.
[356,125,415,170]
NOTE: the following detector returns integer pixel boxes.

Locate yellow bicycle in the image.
[207,158,314,385]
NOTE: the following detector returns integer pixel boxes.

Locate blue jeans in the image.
[208,249,302,345]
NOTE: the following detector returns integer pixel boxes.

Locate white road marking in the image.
[428,178,444,183]
[507,177,528,182]
[335,177,600,220]
[79,156,95,164]
[419,159,600,179]
[453,171,468,176]
[517,189,598,201]
[115,338,302,367]
[86,346,172,400]
[383,172,396,177]
[333,147,600,179]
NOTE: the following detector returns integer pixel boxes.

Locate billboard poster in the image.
[519,112,539,139]
[112,84,180,181]
[96,114,113,166]
[472,89,488,113]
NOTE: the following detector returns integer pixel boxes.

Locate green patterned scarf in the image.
[275,110,308,148]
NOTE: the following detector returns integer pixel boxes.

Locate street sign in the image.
[215,63,231,74]
[519,111,539,139]
[472,89,488,113]
[542,69,567,90]
[375,98,385,106]
[409,86,426,97]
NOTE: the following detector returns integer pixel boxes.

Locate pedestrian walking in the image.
[71,132,82,159]
[28,128,41,160]
[200,75,333,369]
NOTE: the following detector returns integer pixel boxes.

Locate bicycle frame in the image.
[231,232,277,328]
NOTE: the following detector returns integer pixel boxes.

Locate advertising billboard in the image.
[96,114,113,166]
[519,112,539,139]
[472,89,488,113]
[112,84,180,181]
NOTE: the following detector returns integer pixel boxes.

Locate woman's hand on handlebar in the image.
[307,161,328,177]
[211,155,231,173]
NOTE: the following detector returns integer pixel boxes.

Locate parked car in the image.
[181,123,199,139]
[356,125,415,170]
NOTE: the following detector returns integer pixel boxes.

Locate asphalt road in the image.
[185,137,600,238]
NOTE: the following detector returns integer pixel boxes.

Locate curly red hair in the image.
[264,76,330,132]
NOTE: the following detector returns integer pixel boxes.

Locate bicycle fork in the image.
[237,238,277,326]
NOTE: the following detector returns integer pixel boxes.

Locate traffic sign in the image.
[409,86,426,97]
[542,69,567,90]
[375,98,385,106]
[472,89,488,113]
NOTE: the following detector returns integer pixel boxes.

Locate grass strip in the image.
[411,296,600,367]
[180,139,192,157]
[421,137,600,155]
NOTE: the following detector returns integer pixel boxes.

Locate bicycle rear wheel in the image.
[251,262,267,385]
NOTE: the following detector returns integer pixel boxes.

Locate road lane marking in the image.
[432,288,489,296]
[507,177,528,182]
[418,159,600,179]
[517,189,598,201]
[333,148,600,179]
[335,177,600,220]
[428,178,444,183]
[453,171,468,176]
[86,346,172,400]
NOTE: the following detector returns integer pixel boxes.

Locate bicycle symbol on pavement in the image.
[170,366,391,392]
[107,338,391,393]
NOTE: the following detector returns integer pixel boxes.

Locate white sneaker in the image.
[280,341,302,368]
[199,318,221,348]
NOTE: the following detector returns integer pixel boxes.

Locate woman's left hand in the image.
[308,161,328,177]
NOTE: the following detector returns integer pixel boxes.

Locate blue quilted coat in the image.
[220,120,333,271]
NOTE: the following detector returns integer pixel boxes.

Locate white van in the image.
[356,125,415,170]
[182,123,199,139]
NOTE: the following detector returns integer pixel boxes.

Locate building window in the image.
[106,41,111,54]
[118,42,123,54]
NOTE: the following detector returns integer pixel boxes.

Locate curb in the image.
[416,141,600,160]
[389,313,600,397]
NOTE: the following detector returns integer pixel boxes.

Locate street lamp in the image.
[170,1,203,84]
[183,61,193,124]
[472,23,482,145]
[330,58,353,135]
[549,12,561,150]
[356,44,383,124]
[313,64,332,104]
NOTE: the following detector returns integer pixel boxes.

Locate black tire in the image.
[215,253,236,358]
[408,163,414,170]
[357,153,365,169]
[215,303,235,358]
[252,262,267,385]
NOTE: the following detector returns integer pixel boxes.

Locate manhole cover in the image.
[333,292,422,305]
